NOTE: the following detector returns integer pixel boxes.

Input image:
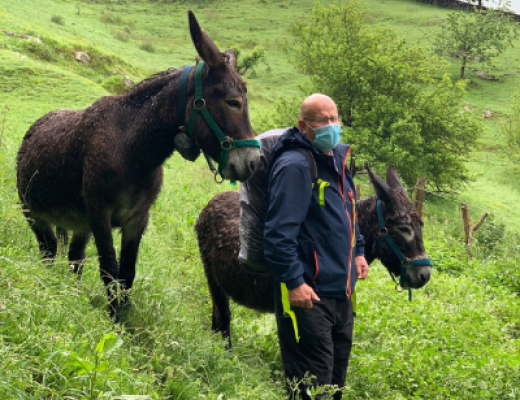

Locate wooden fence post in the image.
[461,204,489,259]
[461,203,473,258]
[411,177,426,216]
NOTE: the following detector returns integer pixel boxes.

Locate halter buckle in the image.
[380,227,388,235]
[221,137,233,149]
[402,258,410,266]
[194,98,206,108]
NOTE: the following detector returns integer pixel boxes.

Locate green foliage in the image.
[20,40,57,62]
[502,83,520,160]
[100,74,130,94]
[65,332,123,400]
[139,40,156,53]
[258,0,483,190]
[255,94,305,130]
[433,7,519,79]
[51,15,65,25]
[473,213,506,255]
[113,29,131,42]
[230,44,269,77]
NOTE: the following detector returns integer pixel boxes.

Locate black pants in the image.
[274,283,354,400]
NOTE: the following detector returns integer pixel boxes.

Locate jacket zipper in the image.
[346,189,357,298]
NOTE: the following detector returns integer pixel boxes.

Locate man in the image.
[264,94,369,399]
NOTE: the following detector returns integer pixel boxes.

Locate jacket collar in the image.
[273,127,350,163]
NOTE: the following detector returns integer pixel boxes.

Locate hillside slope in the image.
[0,1,519,399]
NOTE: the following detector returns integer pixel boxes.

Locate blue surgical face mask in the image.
[309,123,341,151]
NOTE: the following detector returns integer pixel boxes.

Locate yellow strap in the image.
[281,283,300,343]
[316,179,330,206]
[351,290,357,316]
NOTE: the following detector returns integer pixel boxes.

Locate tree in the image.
[255,0,483,191]
[229,45,269,77]
[433,7,518,80]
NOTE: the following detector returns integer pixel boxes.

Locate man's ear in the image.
[298,119,306,133]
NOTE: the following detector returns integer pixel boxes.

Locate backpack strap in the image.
[291,148,331,206]
[292,148,318,185]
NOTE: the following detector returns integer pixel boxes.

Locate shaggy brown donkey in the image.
[16,11,260,322]
[195,164,431,345]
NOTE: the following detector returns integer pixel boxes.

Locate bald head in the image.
[300,94,337,120]
[298,94,339,146]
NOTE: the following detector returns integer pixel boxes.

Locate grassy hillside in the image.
[2,0,520,227]
[0,0,519,399]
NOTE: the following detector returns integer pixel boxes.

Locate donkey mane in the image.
[124,67,181,104]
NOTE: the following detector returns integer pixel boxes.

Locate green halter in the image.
[182,61,260,182]
[375,200,432,301]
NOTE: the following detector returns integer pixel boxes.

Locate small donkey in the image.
[195,164,431,345]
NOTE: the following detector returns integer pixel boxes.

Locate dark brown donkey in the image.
[16,11,260,321]
[195,164,431,346]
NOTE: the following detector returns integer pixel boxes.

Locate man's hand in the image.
[288,283,320,309]
[355,255,369,280]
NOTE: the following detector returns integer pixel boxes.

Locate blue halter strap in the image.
[375,200,432,301]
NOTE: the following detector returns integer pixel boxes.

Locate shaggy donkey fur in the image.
[17,11,260,321]
[195,164,431,345]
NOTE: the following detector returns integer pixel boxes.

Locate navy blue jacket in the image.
[264,127,365,299]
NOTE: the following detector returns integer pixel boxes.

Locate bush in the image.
[473,214,506,255]
[100,74,130,94]
[114,30,130,42]
[51,15,65,25]
[229,44,268,77]
[100,11,124,25]
[139,41,156,53]
[22,41,57,62]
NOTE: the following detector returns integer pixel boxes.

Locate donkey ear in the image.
[223,49,237,68]
[188,11,226,70]
[386,164,404,190]
[365,162,392,203]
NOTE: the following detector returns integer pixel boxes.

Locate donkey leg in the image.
[68,231,92,278]
[204,265,232,347]
[118,215,149,310]
[87,210,121,321]
[26,217,58,262]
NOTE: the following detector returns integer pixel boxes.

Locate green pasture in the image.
[0,0,520,398]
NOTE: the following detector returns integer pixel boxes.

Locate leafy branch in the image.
[65,332,123,400]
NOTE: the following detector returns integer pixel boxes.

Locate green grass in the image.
[0,0,520,398]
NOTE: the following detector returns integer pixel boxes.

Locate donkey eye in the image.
[225,99,241,109]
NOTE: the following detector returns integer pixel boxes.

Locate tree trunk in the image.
[460,56,467,80]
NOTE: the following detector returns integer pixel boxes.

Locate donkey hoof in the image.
[122,296,133,310]
[110,306,123,324]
